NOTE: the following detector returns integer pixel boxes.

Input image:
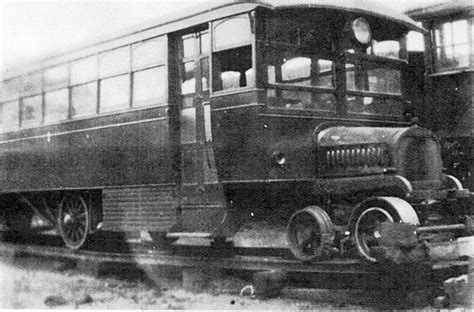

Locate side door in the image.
[177,29,215,187]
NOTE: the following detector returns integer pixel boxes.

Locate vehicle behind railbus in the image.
[0,0,472,263]
[406,0,473,192]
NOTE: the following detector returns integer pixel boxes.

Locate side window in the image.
[212,14,253,91]
[22,72,42,95]
[99,47,129,77]
[44,89,69,124]
[1,78,21,102]
[44,64,69,124]
[21,95,42,128]
[180,35,196,96]
[99,47,130,113]
[132,36,167,107]
[71,56,98,119]
[71,56,97,85]
[71,82,97,118]
[0,100,19,132]
[434,19,471,70]
[44,64,69,90]
[0,36,171,129]
[133,67,166,107]
[100,75,129,113]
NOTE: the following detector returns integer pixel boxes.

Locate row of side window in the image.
[0,36,167,133]
[0,13,255,134]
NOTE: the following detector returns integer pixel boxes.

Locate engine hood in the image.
[315,126,443,185]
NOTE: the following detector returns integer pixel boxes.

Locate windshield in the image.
[263,9,408,117]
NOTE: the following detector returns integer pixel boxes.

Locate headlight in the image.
[352,18,371,44]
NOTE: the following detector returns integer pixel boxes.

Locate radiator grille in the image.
[323,144,389,170]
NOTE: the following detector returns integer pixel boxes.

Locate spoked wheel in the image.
[57,194,89,249]
[287,206,334,262]
[353,197,420,263]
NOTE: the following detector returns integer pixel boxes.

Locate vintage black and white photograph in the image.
[0,0,473,309]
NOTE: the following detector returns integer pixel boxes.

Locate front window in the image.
[345,56,403,116]
[263,10,408,117]
[264,11,336,111]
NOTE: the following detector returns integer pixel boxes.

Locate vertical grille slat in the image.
[322,143,389,172]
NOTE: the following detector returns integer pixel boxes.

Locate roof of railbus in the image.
[405,0,473,20]
[2,0,424,78]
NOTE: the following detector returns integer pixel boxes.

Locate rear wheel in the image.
[57,194,89,249]
[287,206,335,262]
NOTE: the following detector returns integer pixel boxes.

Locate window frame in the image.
[211,12,256,94]
[213,14,253,52]
[0,100,20,133]
[431,17,473,72]
[70,55,99,119]
[44,88,70,124]
[258,8,411,119]
[131,36,168,108]
[20,94,43,128]
[0,34,170,132]
[263,31,338,112]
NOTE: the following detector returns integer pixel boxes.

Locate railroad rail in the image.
[1,235,472,310]
[0,234,469,291]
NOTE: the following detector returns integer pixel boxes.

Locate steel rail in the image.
[0,240,468,275]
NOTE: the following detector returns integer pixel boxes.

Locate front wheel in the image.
[352,197,419,262]
[354,207,396,262]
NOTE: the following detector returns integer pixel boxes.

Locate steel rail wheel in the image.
[353,197,420,263]
[287,206,335,262]
[57,194,89,249]
[354,207,394,262]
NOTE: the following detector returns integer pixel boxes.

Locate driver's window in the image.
[212,14,253,91]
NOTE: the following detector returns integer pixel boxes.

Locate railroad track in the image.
[0,232,469,287]
[0,236,373,274]
[2,232,472,310]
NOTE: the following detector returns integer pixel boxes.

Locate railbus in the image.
[406,0,473,192]
[0,0,472,263]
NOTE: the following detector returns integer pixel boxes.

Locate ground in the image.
[0,253,429,310]
[1,234,472,310]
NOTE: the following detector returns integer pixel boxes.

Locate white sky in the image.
[0,0,442,71]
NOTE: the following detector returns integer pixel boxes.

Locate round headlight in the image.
[352,17,371,44]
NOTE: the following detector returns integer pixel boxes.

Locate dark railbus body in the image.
[0,0,472,262]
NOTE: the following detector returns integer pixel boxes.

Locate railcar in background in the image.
[0,0,472,263]
[406,0,473,191]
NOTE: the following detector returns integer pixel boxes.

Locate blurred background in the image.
[1,0,442,71]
